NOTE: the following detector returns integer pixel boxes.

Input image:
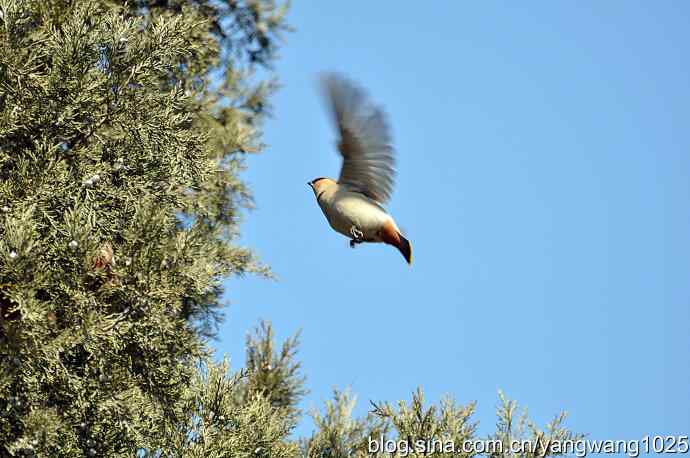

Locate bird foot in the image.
[349,239,366,249]
[349,226,364,239]
[350,239,365,249]
[349,226,364,248]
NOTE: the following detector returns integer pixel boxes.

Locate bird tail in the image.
[381,220,413,265]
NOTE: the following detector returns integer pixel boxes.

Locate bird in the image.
[88,241,119,290]
[308,73,412,265]
[93,241,115,271]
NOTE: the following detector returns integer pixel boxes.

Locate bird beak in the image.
[307,181,312,188]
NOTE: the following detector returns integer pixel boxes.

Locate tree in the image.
[301,386,582,458]
[147,322,305,457]
[0,0,289,455]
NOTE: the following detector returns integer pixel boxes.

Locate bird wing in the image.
[321,73,395,205]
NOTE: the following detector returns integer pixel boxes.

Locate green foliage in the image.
[303,388,581,458]
[0,0,289,455]
[369,388,477,458]
[301,388,389,458]
[241,321,307,422]
[487,391,584,458]
[143,357,299,458]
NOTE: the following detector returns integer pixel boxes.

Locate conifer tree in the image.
[148,322,305,457]
[302,388,582,458]
[0,0,289,455]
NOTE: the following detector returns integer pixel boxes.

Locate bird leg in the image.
[349,226,364,248]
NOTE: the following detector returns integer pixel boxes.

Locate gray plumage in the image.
[321,73,396,204]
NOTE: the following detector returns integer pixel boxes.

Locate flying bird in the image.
[308,73,412,265]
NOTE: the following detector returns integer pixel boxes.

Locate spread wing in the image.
[321,73,395,204]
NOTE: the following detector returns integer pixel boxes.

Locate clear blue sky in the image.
[217,1,690,448]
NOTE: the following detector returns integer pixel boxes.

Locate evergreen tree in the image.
[302,388,582,458]
[0,0,289,455]
[148,322,305,457]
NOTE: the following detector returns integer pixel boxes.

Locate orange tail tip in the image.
[381,220,413,266]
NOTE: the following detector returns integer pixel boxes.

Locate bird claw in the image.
[349,226,364,240]
[349,226,364,249]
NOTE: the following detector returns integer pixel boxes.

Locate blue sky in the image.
[217,1,690,448]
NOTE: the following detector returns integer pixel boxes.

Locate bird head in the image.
[308,177,336,199]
